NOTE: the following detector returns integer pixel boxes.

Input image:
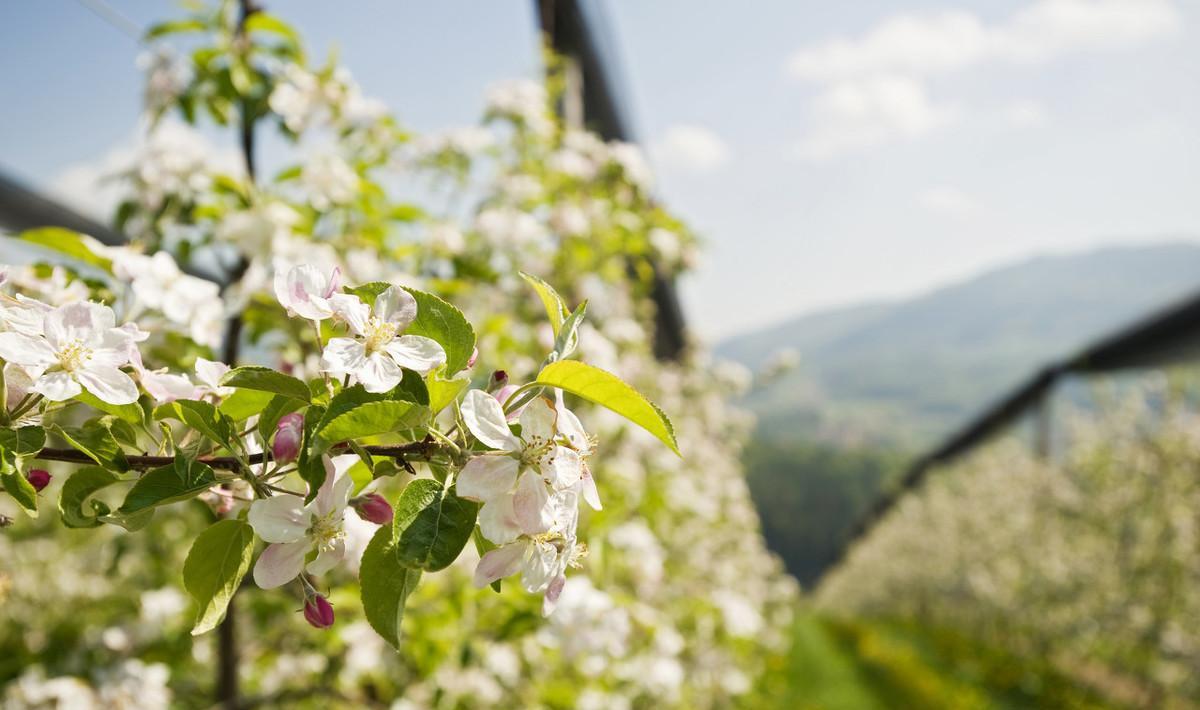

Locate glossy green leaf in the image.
[52,421,129,471]
[220,366,311,402]
[75,391,145,425]
[392,479,478,572]
[218,388,275,422]
[144,18,207,40]
[119,457,217,514]
[0,426,46,455]
[155,400,236,451]
[314,385,429,452]
[520,271,569,335]
[20,227,112,272]
[0,449,37,516]
[536,360,680,456]
[183,519,255,635]
[58,466,120,528]
[402,287,476,375]
[360,523,422,649]
[426,370,468,415]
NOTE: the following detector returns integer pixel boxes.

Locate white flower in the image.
[193,358,233,399]
[270,64,324,133]
[273,264,342,322]
[129,347,194,404]
[302,154,358,209]
[216,202,299,257]
[138,47,188,115]
[107,248,225,347]
[248,457,355,588]
[0,301,139,405]
[609,141,654,192]
[320,286,446,392]
[475,207,546,247]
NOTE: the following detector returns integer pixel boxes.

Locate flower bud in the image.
[467,347,479,369]
[26,469,51,492]
[273,413,304,463]
[488,370,508,392]
[303,594,335,629]
[352,493,394,525]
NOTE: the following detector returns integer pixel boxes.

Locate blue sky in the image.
[2,1,1198,341]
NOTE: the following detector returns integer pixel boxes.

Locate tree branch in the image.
[29,441,442,471]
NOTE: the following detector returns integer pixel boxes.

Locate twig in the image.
[30,441,442,470]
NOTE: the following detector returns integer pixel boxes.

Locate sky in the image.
[1,0,1198,341]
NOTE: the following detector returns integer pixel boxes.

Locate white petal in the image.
[542,574,566,616]
[320,338,366,376]
[478,496,523,546]
[306,538,347,576]
[520,540,559,593]
[140,370,195,403]
[473,543,527,588]
[555,393,590,452]
[543,446,582,490]
[248,496,311,543]
[253,540,310,589]
[75,365,139,405]
[0,332,56,368]
[329,294,369,335]
[462,389,519,451]
[513,471,553,536]
[374,286,417,330]
[356,351,403,393]
[275,264,334,320]
[46,302,113,349]
[519,397,558,443]
[579,466,602,511]
[33,371,81,401]
[194,358,230,389]
[456,455,519,502]
[311,458,354,517]
[384,335,445,375]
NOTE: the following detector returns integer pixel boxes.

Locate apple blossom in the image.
[303,594,335,629]
[273,264,342,322]
[350,493,393,525]
[320,286,446,392]
[25,469,51,492]
[0,301,139,405]
[192,358,232,399]
[272,413,304,463]
[249,457,355,589]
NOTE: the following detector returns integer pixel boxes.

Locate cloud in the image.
[787,0,1180,83]
[795,76,961,161]
[1002,99,1049,127]
[917,185,980,217]
[652,124,732,173]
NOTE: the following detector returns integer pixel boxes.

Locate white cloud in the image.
[652,124,732,173]
[795,76,961,161]
[1002,99,1049,127]
[917,185,980,217]
[787,0,1180,83]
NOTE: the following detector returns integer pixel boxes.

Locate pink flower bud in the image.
[488,370,508,391]
[273,413,304,463]
[303,594,335,629]
[467,347,479,368]
[352,493,394,525]
[26,469,51,492]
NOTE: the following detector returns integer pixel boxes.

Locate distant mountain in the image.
[718,243,1200,447]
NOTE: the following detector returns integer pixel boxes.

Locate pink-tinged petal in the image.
[194,358,230,390]
[513,471,553,536]
[248,496,311,543]
[579,466,602,511]
[33,371,81,401]
[45,302,112,349]
[0,332,57,368]
[520,539,559,593]
[275,265,334,320]
[322,267,342,298]
[4,362,36,402]
[554,393,590,452]
[456,455,519,502]
[140,370,195,404]
[311,458,354,517]
[384,335,445,375]
[518,397,558,443]
[542,574,566,616]
[253,540,310,589]
[462,389,519,451]
[320,337,366,376]
[356,351,403,393]
[477,496,523,546]
[374,286,418,330]
[328,294,369,335]
[543,446,582,490]
[306,537,347,576]
[75,365,139,405]
[473,543,527,588]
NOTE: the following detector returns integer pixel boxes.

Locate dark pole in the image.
[534,0,687,361]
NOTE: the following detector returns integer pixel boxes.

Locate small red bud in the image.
[467,347,479,368]
[26,469,51,492]
[303,594,335,629]
[489,370,508,389]
[273,413,304,463]
[352,493,394,525]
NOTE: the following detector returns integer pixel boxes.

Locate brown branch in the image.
[30,441,442,471]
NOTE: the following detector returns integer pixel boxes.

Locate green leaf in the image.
[296,404,326,502]
[536,360,680,456]
[402,287,476,375]
[155,400,236,451]
[553,300,587,359]
[392,479,478,572]
[218,388,275,422]
[220,366,311,402]
[52,420,129,471]
[183,520,255,635]
[520,271,570,335]
[360,524,422,649]
[75,391,145,425]
[257,395,304,441]
[20,227,112,272]
[426,370,468,415]
[0,449,37,517]
[0,426,46,455]
[314,385,429,453]
[59,466,120,528]
[119,456,217,514]
[243,12,300,46]
[144,18,207,40]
